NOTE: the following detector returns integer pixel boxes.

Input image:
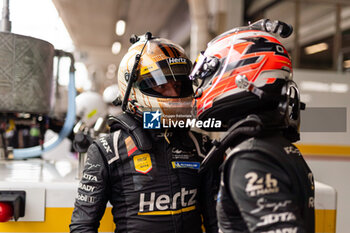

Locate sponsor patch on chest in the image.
[171,148,196,160]
[139,188,197,214]
[133,153,152,174]
[171,161,200,170]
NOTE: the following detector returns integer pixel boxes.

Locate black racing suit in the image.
[217,132,315,233]
[70,127,218,233]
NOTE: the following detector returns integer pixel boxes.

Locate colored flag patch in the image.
[125,136,137,156]
[171,161,200,170]
[140,65,157,75]
[133,153,152,174]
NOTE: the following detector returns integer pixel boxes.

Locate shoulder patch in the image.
[125,136,138,156]
[133,153,152,174]
[283,146,301,156]
[107,131,121,164]
[99,136,112,154]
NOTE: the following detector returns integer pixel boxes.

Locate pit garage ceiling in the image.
[52,0,189,70]
[52,0,350,90]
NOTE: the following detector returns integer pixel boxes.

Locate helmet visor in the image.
[136,58,193,98]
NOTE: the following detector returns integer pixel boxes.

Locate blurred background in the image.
[6,0,350,93]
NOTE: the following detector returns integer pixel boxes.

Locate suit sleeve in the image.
[199,166,219,233]
[226,152,307,233]
[199,134,219,233]
[70,143,109,233]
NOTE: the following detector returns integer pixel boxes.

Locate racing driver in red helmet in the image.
[191,19,315,233]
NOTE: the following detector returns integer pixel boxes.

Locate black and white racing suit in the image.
[217,132,315,233]
[70,127,218,233]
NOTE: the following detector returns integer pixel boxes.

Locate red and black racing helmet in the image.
[190,19,302,138]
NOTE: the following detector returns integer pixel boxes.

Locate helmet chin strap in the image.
[121,32,153,112]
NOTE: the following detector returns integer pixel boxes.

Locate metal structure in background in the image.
[0,1,76,159]
[0,1,81,228]
[0,0,54,114]
[12,50,76,159]
[0,33,55,114]
[0,0,55,159]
